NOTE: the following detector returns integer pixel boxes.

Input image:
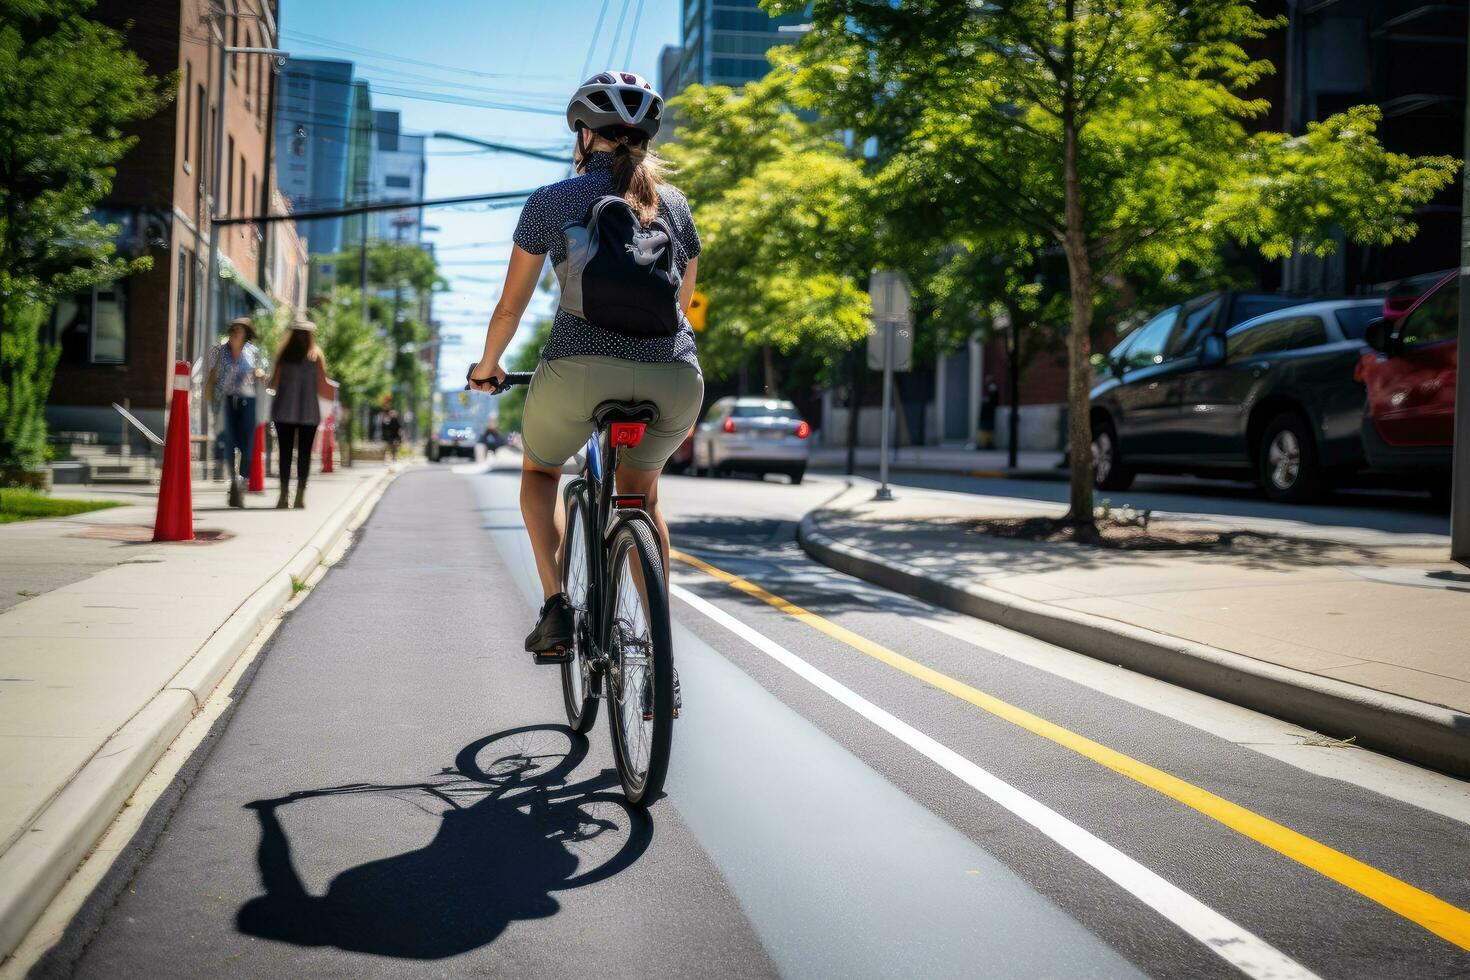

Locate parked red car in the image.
[1357,270,1458,480]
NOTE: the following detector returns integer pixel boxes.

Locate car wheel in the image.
[789,466,805,485]
[1259,412,1321,503]
[1091,419,1134,491]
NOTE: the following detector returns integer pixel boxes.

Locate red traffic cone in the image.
[248,422,266,492]
[321,411,336,473]
[153,361,194,542]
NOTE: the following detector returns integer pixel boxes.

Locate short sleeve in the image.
[665,187,700,260]
[512,187,556,256]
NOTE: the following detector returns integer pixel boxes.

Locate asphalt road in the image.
[36,462,1470,978]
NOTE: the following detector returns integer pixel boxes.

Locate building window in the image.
[384,174,411,188]
[183,62,192,165]
[176,247,192,360]
[250,174,257,216]
[244,30,253,103]
[52,282,128,366]
[239,153,247,218]
[225,135,234,213]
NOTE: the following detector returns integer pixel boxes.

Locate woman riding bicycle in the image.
[467,71,703,660]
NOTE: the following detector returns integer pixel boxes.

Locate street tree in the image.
[311,287,390,456]
[664,75,874,393]
[769,0,1459,527]
[0,0,166,474]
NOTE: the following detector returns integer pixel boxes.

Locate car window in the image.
[732,401,799,418]
[1118,306,1179,371]
[1165,297,1222,359]
[703,404,725,424]
[1230,296,1302,328]
[1227,316,1328,359]
[1333,305,1381,340]
[1397,276,1459,347]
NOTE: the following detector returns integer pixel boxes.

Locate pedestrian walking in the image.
[381,409,403,462]
[979,375,999,450]
[206,316,265,508]
[267,316,333,509]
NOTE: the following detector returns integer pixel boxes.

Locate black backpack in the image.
[555,195,682,339]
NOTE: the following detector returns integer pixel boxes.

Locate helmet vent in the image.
[587,91,615,112]
[618,89,644,116]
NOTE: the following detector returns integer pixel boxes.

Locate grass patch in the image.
[290,575,310,597]
[0,488,122,524]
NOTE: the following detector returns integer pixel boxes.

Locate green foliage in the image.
[769,0,1459,520]
[664,74,874,386]
[0,301,59,470]
[0,0,168,469]
[312,287,390,409]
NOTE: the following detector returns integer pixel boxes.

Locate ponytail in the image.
[576,127,668,224]
[611,140,665,225]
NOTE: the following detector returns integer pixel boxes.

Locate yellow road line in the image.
[671,548,1470,952]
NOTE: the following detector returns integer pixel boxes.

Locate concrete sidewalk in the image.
[799,480,1470,776]
[809,445,1065,478]
[0,463,398,957]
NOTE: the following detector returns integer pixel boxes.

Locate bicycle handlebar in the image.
[464,367,533,394]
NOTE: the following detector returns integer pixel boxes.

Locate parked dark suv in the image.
[1090,295,1383,501]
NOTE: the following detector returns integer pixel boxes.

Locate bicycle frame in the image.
[564,424,661,701]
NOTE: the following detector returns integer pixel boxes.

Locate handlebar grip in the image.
[464,366,534,394]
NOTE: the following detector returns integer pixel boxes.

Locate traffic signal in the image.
[687,290,708,332]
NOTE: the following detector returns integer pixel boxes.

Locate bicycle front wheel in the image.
[560,488,598,733]
[605,517,674,805]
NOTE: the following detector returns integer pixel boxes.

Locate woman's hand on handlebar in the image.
[466,358,507,393]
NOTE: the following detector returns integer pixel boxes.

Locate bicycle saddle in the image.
[592,400,661,427]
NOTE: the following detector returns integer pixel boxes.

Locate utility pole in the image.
[1453,27,1470,564]
[201,4,287,476]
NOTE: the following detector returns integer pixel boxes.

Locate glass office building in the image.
[674,0,808,92]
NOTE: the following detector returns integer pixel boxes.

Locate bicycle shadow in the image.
[235,725,652,959]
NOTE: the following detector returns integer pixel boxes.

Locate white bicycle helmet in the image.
[566,70,663,140]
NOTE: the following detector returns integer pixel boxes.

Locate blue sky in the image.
[278,0,682,386]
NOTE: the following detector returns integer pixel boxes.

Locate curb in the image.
[810,462,1067,482]
[797,509,1470,780]
[0,466,399,960]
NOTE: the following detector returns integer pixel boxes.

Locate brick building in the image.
[45,0,292,441]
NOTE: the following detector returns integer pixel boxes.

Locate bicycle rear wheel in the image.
[560,487,598,733]
[606,517,674,805]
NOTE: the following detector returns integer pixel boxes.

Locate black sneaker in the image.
[525,593,574,663]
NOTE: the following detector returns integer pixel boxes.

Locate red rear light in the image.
[722,417,736,433]
[795,421,810,439]
[609,422,646,447]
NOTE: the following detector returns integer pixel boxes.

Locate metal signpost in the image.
[868,270,913,501]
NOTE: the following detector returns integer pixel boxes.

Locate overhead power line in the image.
[216,189,536,226]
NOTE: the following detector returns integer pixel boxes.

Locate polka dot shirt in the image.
[512,152,701,368]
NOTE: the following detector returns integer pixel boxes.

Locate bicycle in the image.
[471,370,676,806]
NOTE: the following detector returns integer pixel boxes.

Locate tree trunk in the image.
[1007,310,1021,470]
[762,342,777,396]
[1060,111,1096,528]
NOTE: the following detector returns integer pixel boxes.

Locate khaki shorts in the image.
[521,356,705,471]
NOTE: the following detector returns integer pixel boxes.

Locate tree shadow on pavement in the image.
[235,724,651,960]
[815,510,1431,576]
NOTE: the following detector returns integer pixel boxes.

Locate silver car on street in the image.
[692,397,811,483]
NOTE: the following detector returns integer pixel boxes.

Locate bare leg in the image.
[519,456,565,599]
[615,463,669,576]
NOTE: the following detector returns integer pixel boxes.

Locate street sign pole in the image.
[877,321,894,501]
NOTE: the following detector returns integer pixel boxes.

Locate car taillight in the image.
[723,417,736,433]
[795,421,810,439]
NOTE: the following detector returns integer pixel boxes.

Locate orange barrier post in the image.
[153,361,194,542]
[320,411,336,473]
[247,422,266,492]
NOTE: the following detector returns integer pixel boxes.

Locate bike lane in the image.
[656,477,1470,979]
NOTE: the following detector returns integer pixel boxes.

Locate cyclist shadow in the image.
[235,724,651,960]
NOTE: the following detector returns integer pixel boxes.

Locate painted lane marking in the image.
[670,549,1470,954]
[671,582,1315,980]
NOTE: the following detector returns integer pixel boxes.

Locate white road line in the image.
[671,584,1320,980]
